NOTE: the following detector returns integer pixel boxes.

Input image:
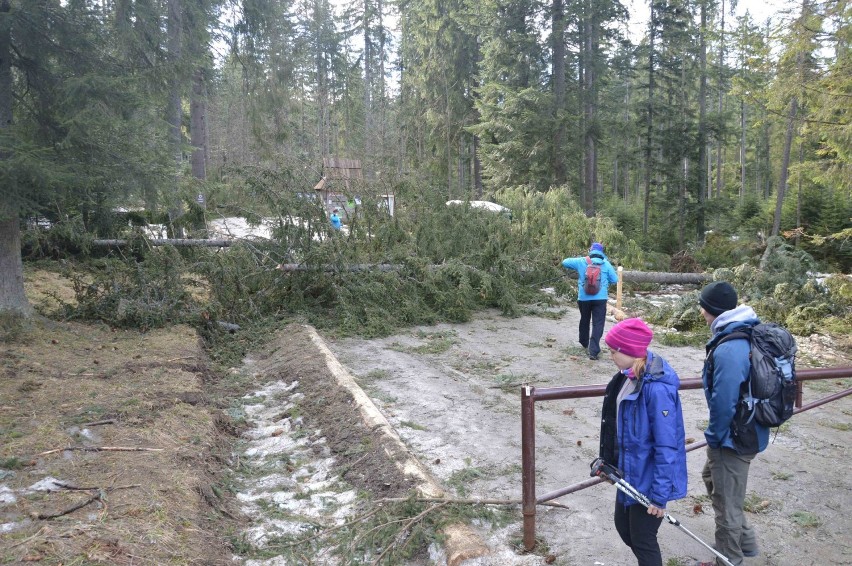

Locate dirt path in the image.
[326,304,852,566]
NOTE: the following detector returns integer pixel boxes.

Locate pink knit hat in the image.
[605,318,653,358]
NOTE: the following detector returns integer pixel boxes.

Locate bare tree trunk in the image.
[363,0,373,179]
[0,0,31,316]
[582,0,598,216]
[697,0,708,243]
[190,65,207,236]
[552,0,567,186]
[795,140,803,245]
[0,0,10,137]
[473,134,482,198]
[715,0,725,199]
[773,0,809,237]
[740,100,746,199]
[167,0,184,237]
[643,0,656,235]
[315,0,329,157]
[190,69,207,181]
[377,0,386,168]
[0,219,32,316]
[773,96,797,237]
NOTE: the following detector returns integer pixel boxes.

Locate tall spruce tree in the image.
[0,0,173,315]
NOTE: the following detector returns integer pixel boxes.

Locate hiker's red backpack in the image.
[584,257,602,295]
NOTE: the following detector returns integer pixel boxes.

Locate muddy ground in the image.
[324,300,852,566]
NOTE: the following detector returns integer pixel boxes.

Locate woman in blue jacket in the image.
[561,242,619,360]
[598,318,688,566]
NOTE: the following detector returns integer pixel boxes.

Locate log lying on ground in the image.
[276,263,399,273]
[93,239,233,247]
[619,270,710,284]
[276,263,712,284]
[89,245,712,284]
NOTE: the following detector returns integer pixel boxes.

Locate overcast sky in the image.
[624,0,799,41]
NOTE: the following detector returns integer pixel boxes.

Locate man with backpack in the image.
[561,242,619,360]
[697,281,766,566]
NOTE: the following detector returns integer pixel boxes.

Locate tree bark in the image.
[0,219,32,316]
[552,0,567,186]
[0,0,31,316]
[93,239,233,247]
[740,100,746,199]
[0,0,10,134]
[773,96,797,237]
[167,0,184,237]
[190,70,207,182]
[643,0,656,235]
[697,0,708,243]
[715,0,725,199]
[363,0,373,179]
[473,134,482,198]
[582,0,598,216]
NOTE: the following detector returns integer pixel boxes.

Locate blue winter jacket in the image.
[702,305,770,452]
[561,252,619,301]
[601,352,688,509]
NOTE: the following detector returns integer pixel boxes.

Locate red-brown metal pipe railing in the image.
[521,366,852,551]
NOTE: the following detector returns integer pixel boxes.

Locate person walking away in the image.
[598,318,687,566]
[697,281,767,565]
[330,208,342,231]
[561,242,619,359]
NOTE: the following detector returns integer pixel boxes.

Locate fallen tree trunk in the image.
[93,239,233,247]
[275,263,712,284]
[89,247,713,284]
[619,270,711,284]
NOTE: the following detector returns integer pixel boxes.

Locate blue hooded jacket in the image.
[703,305,770,452]
[600,352,688,508]
[561,250,619,301]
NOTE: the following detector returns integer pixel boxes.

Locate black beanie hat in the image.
[699,281,738,316]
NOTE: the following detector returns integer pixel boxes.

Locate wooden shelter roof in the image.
[313,157,363,191]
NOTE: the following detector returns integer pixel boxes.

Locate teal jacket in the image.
[561,252,619,300]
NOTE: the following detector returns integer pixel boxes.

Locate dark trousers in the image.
[578,299,608,357]
[614,501,664,566]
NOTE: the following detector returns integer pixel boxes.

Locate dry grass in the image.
[1,293,238,565]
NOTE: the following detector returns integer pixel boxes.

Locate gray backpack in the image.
[711,323,798,428]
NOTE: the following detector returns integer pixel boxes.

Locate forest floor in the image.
[2,271,851,565]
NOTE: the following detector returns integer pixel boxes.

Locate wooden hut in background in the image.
[313,158,363,217]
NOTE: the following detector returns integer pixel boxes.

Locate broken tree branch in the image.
[54,482,140,492]
[371,502,449,566]
[37,491,104,520]
[80,419,115,427]
[379,496,569,509]
[38,446,164,456]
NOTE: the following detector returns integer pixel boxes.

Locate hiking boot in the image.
[743,548,759,557]
[588,354,598,360]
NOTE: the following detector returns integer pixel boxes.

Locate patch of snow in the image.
[446,200,511,215]
[0,485,16,505]
[208,217,276,240]
[25,477,66,493]
[232,375,366,565]
[1,521,27,533]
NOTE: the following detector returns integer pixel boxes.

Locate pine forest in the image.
[0,0,850,330]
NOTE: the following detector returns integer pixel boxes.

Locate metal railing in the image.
[520,366,852,551]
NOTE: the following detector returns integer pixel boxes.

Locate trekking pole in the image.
[590,458,735,566]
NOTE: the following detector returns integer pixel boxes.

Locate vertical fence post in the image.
[616,265,623,310]
[521,385,537,550]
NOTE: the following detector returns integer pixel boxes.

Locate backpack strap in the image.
[705,329,751,395]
